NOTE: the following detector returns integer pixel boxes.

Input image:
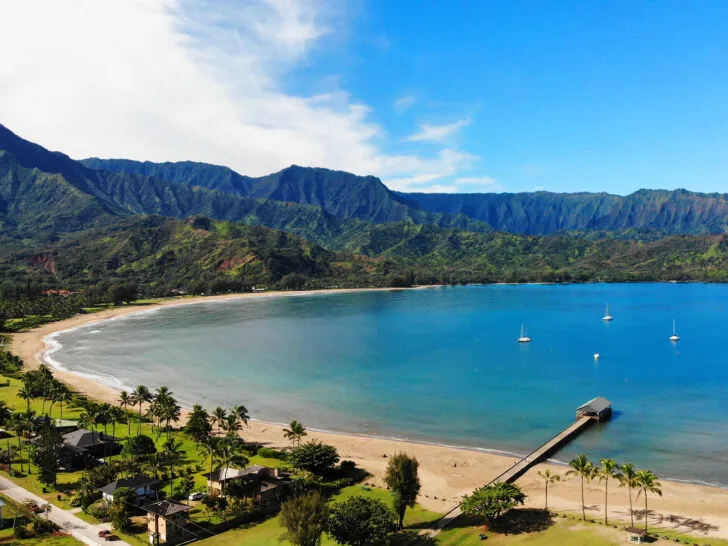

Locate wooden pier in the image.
[432,397,611,531]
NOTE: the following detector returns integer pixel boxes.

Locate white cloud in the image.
[0,0,487,192]
[393,95,416,114]
[406,119,471,143]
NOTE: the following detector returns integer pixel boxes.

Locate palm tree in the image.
[598,458,620,525]
[109,406,125,441]
[18,385,33,413]
[216,438,249,496]
[537,468,561,511]
[7,414,24,472]
[37,365,53,415]
[118,391,131,435]
[566,454,595,520]
[0,401,11,426]
[211,407,227,436]
[57,389,72,422]
[619,463,639,528]
[223,413,241,440]
[232,405,249,427]
[636,469,662,532]
[20,412,37,475]
[283,420,307,447]
[162,438,185,498]
[99,403,112,436]
[198,437,219,494]
[130,385,152,435]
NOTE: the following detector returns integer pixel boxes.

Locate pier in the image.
[433,397,612,530]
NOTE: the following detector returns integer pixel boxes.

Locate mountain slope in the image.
[85,156,728,237]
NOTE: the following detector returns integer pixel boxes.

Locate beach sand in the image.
[10,289,728,539]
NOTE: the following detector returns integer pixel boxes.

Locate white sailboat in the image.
[669,319,680,341]
[602,304,613,321]
[517,324,531,343]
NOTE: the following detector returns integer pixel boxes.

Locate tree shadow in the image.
[389,530,437,545]
[492,508,555,535]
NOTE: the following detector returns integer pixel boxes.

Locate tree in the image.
[383,452,421,529]
[118,391,132,435]
[198,437,219,494]
[280,492,329,546]
[185,404,212,446]
[289,441,339,476]
[178,473,195,505]
[598,458,621,525]
[231,404,249,427]
[283,420,308,447]
[536,468,561,511]
[162,438,184,498]
[211,407,227,436]
[32,419,62,487]
[461,482,526,527]
[327,496,396,546]
[121,434,157,459]
[109,487,136,531]
[129,385,152,435]
[0,400,11,426]
[636,469,662,532]
[215,438,249,495]
[566,454,595,520]
[619,463,639,527]
[18,384,33,413]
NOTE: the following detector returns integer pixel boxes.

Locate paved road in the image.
[0,476,132,546]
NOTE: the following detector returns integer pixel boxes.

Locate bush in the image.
[257,447,286,460]
[86,500,111,520]
[121,434,156,458]
[288,441,340,476]
[14,525,30,539]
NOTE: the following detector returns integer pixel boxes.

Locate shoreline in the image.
[9,287,728,539]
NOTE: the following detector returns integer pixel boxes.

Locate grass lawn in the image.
[196,484,443,545]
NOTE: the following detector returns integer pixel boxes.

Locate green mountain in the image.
[84,157,728,236]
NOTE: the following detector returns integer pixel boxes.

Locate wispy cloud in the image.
[0,0,488,192]
[393,94,416,114]
[406,118,471,143]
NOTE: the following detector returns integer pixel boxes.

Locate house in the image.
[205,464,268,495]
[206,465,289,510]
[144,500,191,545]
[99,474,158,504]
[53,419,79,434]
[576,397,612,421]
[62,429,121,458]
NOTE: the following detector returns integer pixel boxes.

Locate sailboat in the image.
[602,304,613,321]
[669,319,680,342]
[517,324,531,343]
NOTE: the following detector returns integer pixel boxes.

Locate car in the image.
[188,492,205,501]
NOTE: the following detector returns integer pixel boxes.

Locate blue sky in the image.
[1,1,727,194]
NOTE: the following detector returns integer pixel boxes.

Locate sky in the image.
[0,0,727,195]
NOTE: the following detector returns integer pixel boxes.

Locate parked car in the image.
[188,491,206,501]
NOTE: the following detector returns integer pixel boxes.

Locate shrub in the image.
[121,434,156,458]
[288,441,340,476]
[14,525,30,539]
[257,447,286,459]
[86,500,111,520]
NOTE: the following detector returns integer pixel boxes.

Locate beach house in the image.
[144,500,191,544]
[60,429,121,469]
[99,474,158,503]
[205,464,288,509]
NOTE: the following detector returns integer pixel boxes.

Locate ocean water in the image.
[48,284,728,486]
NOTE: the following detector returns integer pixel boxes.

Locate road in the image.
[0,476,132,546]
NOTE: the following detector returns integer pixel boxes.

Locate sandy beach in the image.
[10,289,728,540]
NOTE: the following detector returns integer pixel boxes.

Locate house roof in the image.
[143,500,191,517]
[99,474,157,495]
[259,479,287,493]
[63,429,119,449]
[206,465,266,482]
[625,526,647,536]
[577,396,611,413]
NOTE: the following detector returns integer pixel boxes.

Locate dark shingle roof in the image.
[143,500,190,517]
[99,474,157,495]
[63,429,119,449]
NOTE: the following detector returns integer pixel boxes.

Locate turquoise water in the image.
[49,284,728,486]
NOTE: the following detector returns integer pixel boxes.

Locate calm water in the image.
[48,284,728,486]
